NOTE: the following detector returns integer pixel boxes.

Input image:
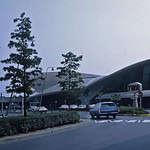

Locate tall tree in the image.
[0,12,42,116]
[57,51,84,104]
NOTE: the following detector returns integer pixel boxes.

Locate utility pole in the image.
[22,96,24,116]
[0,93,4,115]
[41,67,55,107]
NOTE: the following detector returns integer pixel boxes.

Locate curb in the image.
[118,114,150,117]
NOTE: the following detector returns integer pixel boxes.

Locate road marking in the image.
[110,120,123,123]
[142,120,150,123]
[95,120,108,123]
[126,120,137,123]
[94,120,123,123]
[93,119,150,124]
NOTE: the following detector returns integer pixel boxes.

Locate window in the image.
[101,103,115,107]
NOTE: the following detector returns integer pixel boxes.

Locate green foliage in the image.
[119,106,148,114]
[57,51,84,91]
[57,52,84,103]
[0,12,43,116]
[0,111,80,137]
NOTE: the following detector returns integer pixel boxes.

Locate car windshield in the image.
[101,103,115,107]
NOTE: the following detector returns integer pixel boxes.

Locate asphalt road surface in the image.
[1,112,150,150]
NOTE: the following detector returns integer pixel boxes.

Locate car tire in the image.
[91,115,95,119]
[113,115,116,119]
[96,115,101,119]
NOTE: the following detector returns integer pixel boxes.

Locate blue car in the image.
[89,102,119,119]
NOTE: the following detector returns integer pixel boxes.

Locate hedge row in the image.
[119,106,149,114]
[0,111,80,137]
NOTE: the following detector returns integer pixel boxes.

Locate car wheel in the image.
[113,115,116,119]
[106,115,109,119]
[91,115,95,119]
[96,115,101,119]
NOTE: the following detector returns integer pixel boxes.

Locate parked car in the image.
[38,106,48,113]
[0,113,7,118]
[70,105,78,109]
[78,104,86,109]
[28,106,39,112]
[89,104,96,109]
[59,105,69,110]
[89,102,119,119]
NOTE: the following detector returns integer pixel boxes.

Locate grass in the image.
[119,106,149,116]
[118,113,150,117]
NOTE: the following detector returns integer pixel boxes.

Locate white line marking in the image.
[126,120,137,123]
[94,119,150,124]
[142,120,150,123]
[111,120,123,123]
[95,120,108,123]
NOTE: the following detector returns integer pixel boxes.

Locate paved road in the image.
[1,113,150,150]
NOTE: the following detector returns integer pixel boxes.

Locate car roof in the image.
[101,102,114,103]
[97,102,115,105]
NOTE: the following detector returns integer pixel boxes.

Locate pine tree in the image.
[0,12,42,116]
[57,51,84,105]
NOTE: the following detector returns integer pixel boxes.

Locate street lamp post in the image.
[0,93,3,114]
[40,67,55,107]
[55,100,57,110]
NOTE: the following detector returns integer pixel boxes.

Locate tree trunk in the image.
[23,94,27,117]
[23,61,27,117]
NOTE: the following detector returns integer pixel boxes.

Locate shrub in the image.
[119,106,148,114]
[0,111,80,137]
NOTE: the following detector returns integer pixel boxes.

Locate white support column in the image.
[139,97,142,109]
[135,97,138,108]
[134,92,139,108]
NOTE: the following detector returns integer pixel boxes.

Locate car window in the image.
[96,103,101,107]
[101,103,115,107]
[92,103,100,109]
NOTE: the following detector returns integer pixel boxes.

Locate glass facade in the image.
[143,64,150,90]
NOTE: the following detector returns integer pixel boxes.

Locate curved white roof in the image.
[30,72,104,97]
[128,82,142,86]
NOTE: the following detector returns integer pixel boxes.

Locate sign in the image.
[134,92,139,99]
[139,92,143,97]
[134,91,143,98]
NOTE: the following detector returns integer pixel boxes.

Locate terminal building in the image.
[28,59,150,109]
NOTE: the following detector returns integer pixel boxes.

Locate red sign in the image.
[139,92,143,97]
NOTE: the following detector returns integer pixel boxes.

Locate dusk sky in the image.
[1,0,150,95]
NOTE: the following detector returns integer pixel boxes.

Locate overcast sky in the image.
[1,0,150,95]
